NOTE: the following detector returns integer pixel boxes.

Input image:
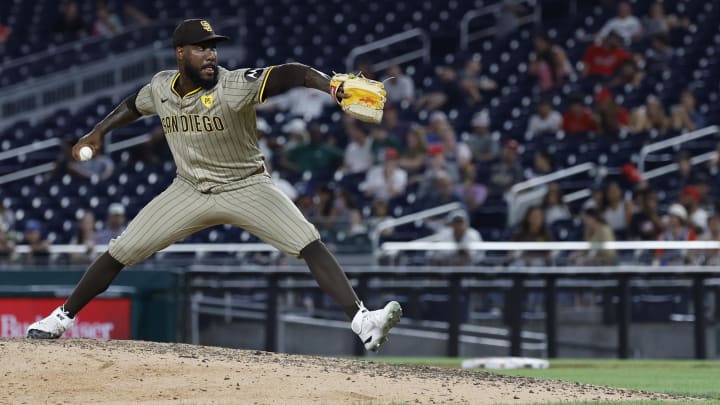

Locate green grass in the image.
[363,357,720,402]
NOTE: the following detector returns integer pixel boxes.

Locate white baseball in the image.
[79,146,93,161]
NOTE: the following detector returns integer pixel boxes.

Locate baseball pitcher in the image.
[27,19,400,352]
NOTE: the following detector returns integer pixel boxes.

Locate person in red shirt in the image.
[594,88,629,135]
[562,94,597,134]
[582,31,633,77]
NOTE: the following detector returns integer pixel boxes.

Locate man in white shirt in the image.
[342,128,373,174]
[362,147,408,200]
[382,64,415,104]
[597,1,643,45]
[525,99,563,138]
[417,210,483,265]
[258,87,335,121]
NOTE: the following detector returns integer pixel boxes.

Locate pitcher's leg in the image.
[28,179,218,338]
[301,240,360,318]
[109,179,216,266]
[63,252,124,316]
[216,177,359,318]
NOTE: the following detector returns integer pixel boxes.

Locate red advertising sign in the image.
[0,298,131,339]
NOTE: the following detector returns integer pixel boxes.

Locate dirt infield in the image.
[0,339,679,404]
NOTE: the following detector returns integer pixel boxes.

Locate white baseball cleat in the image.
[352,301,402,352]
[26,306,75,339]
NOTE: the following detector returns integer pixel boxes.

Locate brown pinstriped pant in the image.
[108,173,320,265]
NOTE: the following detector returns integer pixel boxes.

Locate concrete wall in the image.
[199,316,718,359]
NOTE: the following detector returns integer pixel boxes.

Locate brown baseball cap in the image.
[172,19,229,47]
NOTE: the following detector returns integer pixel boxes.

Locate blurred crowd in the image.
[1,1,717,268]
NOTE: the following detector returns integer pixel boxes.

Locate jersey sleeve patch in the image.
[244,68,265,82]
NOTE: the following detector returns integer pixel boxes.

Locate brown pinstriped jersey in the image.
[134,66,273,193]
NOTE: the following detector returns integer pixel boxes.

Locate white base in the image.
[461,357,550,370]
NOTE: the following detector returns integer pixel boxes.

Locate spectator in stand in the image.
[573,208,617,265]
[488,139,524,195]
[362,148,408,200]
[426,110,450,142]
[608,59,644,91]
[382,65,415,104]
[295,185,324,221]
[455,164,488,212]
[382,104,410,143]
[398,125,428,175]
[562,94,597,134]
[93,203,127,245]
[675,151,705,189]
[418,170,461,211]
[542,182,572,226]
[287,125,343,179]
[526,99,562,138]
[122,2,151,27]
[341,125,373,175]
[0,202,15,234]
[679,185,709,234]
[643,2,690,37]
[255,118,274,172]
[529,150,554,178]
[596,1,643,45]
[628,188,663,240]
[258,87,334,121]
[582,31,633,78]
[418,209,483,266]
[646,33,675,76]
[0,219,16,264]
[54,1,86,39]
[512,206,554,266]
[414,65,461,111]
[417,145,460,195]
[92,1,123,36]
[528,33,572,91]
[699,214,720,265]
[594,88,629,136]
[0,24,10,49]
[656,203,695,265]
[464,110,500,163]
[21,219,50,265]
[671,89,706,132]
[583,183,605,211]
[458,58,497,106]
[327,191,364,235]
[435,124,472,169]
[277,118,309,178]
[603,181,633,239]
[369,125,401,164]
[69,211,96,265]
[629,95,670,134]
[368,198,394,239]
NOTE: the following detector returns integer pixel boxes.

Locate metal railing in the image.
[460,0,541,50]
[345,28,431,73]
[184,263,719,358]
[0,139,62,163]
[506,162,599,225]
[370,202,463,261]
[0,132,152,185]
[638,125,719,173]
[560,147,719,207]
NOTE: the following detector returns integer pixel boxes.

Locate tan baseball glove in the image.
[330,73,387,123]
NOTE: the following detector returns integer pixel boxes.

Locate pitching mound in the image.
[0,339,677,404]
